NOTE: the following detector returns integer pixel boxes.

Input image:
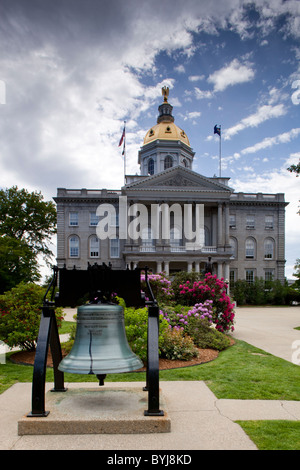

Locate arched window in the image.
[164,155,173,170]
[89,236,99,258]
[245,238,255,259]
[264,238,274,259]
[182,158,187,167]
[69,235,79,258]
[230,237,237,258]
[148,158,154,175]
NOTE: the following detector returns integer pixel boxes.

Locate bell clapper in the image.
[96,374,106,386]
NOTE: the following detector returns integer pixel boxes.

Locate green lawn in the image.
[237,420,300,450]
[1,335,300,450]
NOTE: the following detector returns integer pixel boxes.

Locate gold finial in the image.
[162,86,169,102]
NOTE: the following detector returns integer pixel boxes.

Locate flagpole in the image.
[123,120,126,185]
[219,125,221,178]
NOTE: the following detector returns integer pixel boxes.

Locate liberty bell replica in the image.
[58,291,143,385]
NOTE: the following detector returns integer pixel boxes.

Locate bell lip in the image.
[58,355,144,375]
[58,363,144,374]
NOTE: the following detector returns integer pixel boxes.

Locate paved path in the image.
[232,306,300,364]
[0,306,299,451]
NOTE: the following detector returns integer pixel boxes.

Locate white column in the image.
[164,261,169,275]
[157,261,162,273]
[225,203,230,246]
[217,262,223,279]
[218,203,223,247]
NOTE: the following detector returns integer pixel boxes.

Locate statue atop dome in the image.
[162,86,169,102]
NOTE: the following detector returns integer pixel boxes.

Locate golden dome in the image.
[143,121,191,146]
[142,87,191,147]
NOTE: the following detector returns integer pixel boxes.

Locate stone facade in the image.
[54,91,288,284]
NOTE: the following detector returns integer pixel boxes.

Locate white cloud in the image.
[224,104,287,140]
[207,58,255,92]
[241,128,300,154]
[189,75,205,82]
[194,87,214,99]
[174,65,185,73]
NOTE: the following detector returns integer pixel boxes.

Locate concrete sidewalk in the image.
[232,306,300,363]
[1,381,300,451]
[0,306,299,450]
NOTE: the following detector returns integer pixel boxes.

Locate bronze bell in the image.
[58,303,143,384]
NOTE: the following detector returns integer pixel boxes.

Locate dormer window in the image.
[164,155,173,169]
[148,158,154,175]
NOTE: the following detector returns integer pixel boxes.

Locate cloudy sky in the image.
[0,0,300,279]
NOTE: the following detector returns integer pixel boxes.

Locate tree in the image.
[0,186,57,293]
[287,159,300,215]
[292,258,300,289]
[287,160,300,176]
[0,236,40,292]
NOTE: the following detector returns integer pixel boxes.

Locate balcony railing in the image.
[137,244,217,254]
[140,244,156,252]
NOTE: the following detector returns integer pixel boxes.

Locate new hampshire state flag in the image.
[214,125,221,136]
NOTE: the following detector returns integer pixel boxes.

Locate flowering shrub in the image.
[0,282,64,351]
[178,273,235,333]
[160,328,199,361]
[160,302,230,351]
[140,272,174,303]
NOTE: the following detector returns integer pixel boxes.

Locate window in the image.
[230,270,237,284]
[90,212,99,226]
[69,236,79,257]
[148,158,154,175]
[264,238,274,259]
[141,227,155,252]
[69,212,78,226]
[265,215,274,230]
[229,214,236,229]
[111,209,119,227]
[164,155,173,170]
[245,238,255,258]
[89,236,99,258]
[265,269,274,282]
[229,237,237,258]
[246,269,254,284]
[110,238,119,258]
[246,215,255,229]
[204,226,210,246]
[170,227,183,251]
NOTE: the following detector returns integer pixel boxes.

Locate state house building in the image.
[54,88,288,285]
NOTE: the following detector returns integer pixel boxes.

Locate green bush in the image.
[231,278,291,305]
[0,282,64,351]
[160,328,199,361]
[185,317,231,350]
[124,306,170,363]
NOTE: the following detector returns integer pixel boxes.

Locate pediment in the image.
[125,166,233,192]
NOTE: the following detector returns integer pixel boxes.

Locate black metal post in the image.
[143,267,164,416]
[144,304,164,416]
[27,268,67,417]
